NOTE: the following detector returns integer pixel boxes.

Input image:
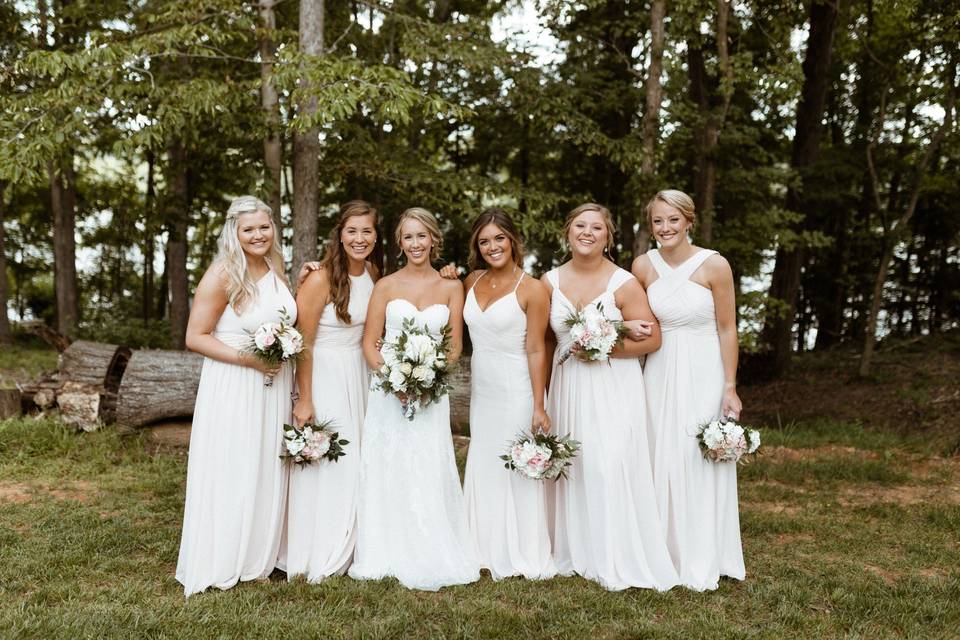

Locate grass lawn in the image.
[1,415,958,639]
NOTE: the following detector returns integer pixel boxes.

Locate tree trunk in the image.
[635,0,666,257]
[49,154,79,337]
[763,0,846,375]
[291,0,324,276]
[860,62,956,376]
[116,349,204,431]
[166,140,190,350]
[260,0,283,231]
[143,150,155,323]
[0,182,11,345]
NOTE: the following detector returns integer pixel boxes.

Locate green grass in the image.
[1,418,958,639]
[0,340,57,388]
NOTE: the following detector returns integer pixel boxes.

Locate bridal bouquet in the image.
[280,420,348,466]
[501,430,581,481]
[372,318,454,420]
[558,302,628,365]
[696,417,761,463]
[247,309,303,386]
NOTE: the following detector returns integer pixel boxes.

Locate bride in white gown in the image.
[348,207,480,591]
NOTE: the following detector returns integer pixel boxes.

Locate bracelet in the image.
[724,381,736,389]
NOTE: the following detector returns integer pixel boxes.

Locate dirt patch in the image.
[763,445,881,462]
[864,564,899,586]
[0,482,32,504]
[839,482,960,506]
[0,479,99,504]
[746,501,803,516]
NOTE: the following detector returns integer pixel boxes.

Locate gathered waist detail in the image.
[660,325,718,337]
[214,331,251,349]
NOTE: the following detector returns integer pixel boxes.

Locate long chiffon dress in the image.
[285,270,374,581]
[644,248,746,591]
[545,267,679,591]
[348,299,480,590]
[462,272,557,580]
[176,270,296,597]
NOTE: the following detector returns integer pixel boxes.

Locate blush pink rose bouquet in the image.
[501,430,581,481]
[280,420,348,466]
[247,308,303,386]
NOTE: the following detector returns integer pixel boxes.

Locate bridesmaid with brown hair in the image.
[284,200,381,582]
[459,208,556,581]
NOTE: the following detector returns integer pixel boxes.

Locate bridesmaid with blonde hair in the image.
[284,200,380,581]
[630,189,745,591]
[459,208,556,581]
[542,203,678,591]
[176,196,295,596]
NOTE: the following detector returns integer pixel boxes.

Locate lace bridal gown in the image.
[348,299,480,591]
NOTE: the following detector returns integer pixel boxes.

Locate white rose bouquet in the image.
[280,420,348,466]
[558,302,628,365]
[247,308,303,386]
[372,318,454,420]
[500,430,581,481]
[696,417,761,463]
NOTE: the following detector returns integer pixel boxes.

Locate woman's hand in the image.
[292,397,316,427]
[622,319,654,341]
[297,261,322,286]
[571,344,592,362]
[239,351,282,377]
[439,263,459,280]
[532,406,551,433]
[721,385,742,421]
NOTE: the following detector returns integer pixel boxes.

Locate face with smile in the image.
[567,209,609,258]
[341,213,377,262]
[650,200,692,249]
[476,223,513,269]
[399,218,433,266]
[236,210,274,258]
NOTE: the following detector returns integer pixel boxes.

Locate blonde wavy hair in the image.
[395,207,443,263]
[215,195,287,312]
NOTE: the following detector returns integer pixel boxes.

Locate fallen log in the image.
[19,373,60,412]
[116,349,204,432]
[0,388,21,419]
[55,340,131,430]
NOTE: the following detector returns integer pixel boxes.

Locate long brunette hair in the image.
[320,200,380,324]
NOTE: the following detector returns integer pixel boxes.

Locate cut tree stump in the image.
[56,340,131,430]
[0,388,21,419]
[116,349,204,432]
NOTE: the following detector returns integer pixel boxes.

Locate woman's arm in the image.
[444,278,466,364]
[185,265,279,375]
[362,280,390,370]
[539,275,557,388]
[521,276,552,431]
[611,279,662,357]
[708,256,742,419]
[292,269,330,426]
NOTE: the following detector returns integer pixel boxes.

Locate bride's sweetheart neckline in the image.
[387,298,449,314]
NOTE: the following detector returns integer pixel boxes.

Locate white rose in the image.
[403,334,433,362]
[388,368,407,391]
[747,430,761,453]
[411,365,428,381]
[421,367,436,387]
[285,438,305,455]
[399,362,413,375]
[279,330,302,357]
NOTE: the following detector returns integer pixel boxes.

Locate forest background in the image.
[1,0,958,379]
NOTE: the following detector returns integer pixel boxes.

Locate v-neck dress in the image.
[462,272,557,580]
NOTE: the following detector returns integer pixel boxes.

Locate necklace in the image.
[489,265,517,289]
